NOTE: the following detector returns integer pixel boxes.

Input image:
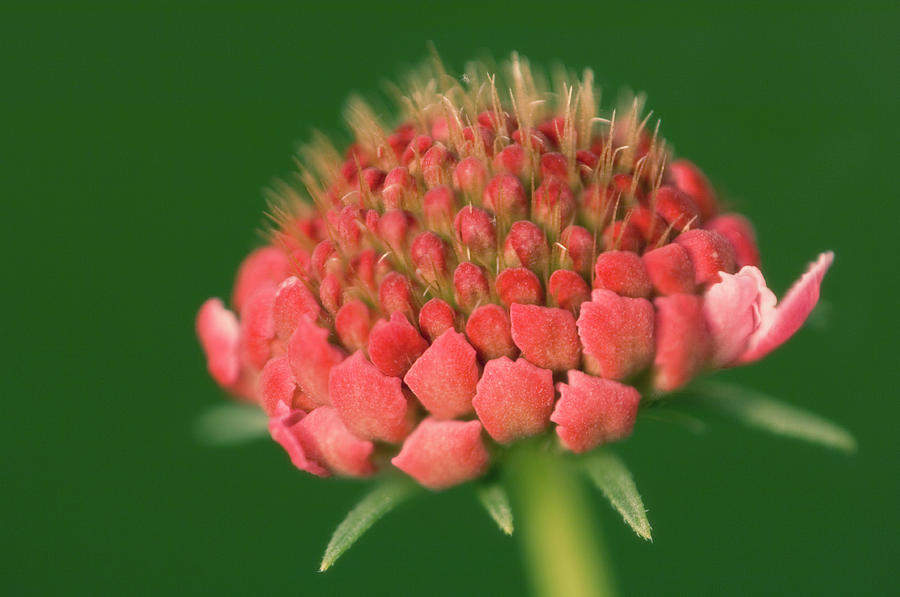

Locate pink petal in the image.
[392,418,490,490]
[231,246,292,312]
[576,290,655,380]
[739,252,834,364]
[267,403,328,477]
[548,269,591,314]
[510,303,581,371]
[551,370,642,453]
[196,298,241,387]
[287,316,345,406]
[367,311,429,377]
[472,357,555,444]
[295,406,375,477]
[418,298,457,342]
[653,294,712,391]
[272,276,320,341]
[702,266,774,367]
[239,284,277,370]
[328,351,413,442]
[404,330,479,419]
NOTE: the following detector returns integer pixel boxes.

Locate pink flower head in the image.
[196,54,834,490]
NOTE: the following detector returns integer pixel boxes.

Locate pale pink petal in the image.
[404,330,479,419]
[196,298,241,388]
[267,402,328,477]
[287,316,345,406]
[702,266,774,367]
[328,351,413,442]
[551,370,642,453]
[472,357,555,444]
[295,406,375,477]
[392,418,490,490]
[739,252,834,364]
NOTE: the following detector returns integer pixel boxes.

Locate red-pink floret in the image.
[197,107,833,489]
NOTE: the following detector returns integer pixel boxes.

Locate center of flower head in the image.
[197,54,831,490]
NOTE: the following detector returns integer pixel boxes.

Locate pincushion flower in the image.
[195,53,852,593]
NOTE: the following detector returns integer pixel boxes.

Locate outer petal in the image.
[653,294,711,392]
[510,303,581,371]
[239,284,277,370]
[472,357,555,444]
[739,252,833,364]
[706,214,760,268]
[258,355,316,415]
[329,351,413,442]
[232,246,292,312]
[272,276,321,341]
[367,311,429,377]
[576,290,654,380]
[287,316,345,406]
[702,266,774,367]
[403,330,479,419]
[295,406,375,477]
[551,370,642,453]
[196,298,241,387]
[391,418,489,490]
[267,402,328,477]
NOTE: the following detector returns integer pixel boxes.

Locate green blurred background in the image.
[3,1,897,595]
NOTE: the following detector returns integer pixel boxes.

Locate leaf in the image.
[476,482,514,535]
[692,382,856,453]
[320,478,417,571]
[583,450,652,541]
[194,403,269,446]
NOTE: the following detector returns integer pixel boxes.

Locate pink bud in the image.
[328,351,413,442]
[653,293,711,392]
[512,127,552,153]
[311,240,338,280]
[653,185,700,229]
[287,316,345,406]
[196,298,241,388]
[410,231,449,285]
[465,304,518,360]
[642,243,696,295]
[628,206,669,247]
[368,311,429,377]
[461,125,495,156]
[473,357,555,444]
[548,269,591,313]
[533,177,576,231]
[378,272,416,319]
[453,156,489,196]
[422,144,454,187]
[575,150,599,179]
[602,220,644,253]
[404,329,479,419]
[551,370,641,453]
[669,159,718,220]
[510,303,581,371]
[706,214,760,268]
[577,289,655,380]
[377,209,412,253]
[231,247,291,312]
[392,418,489,490]
[401,134,433,166]
[453,262,491,312]
[593,250,652,298]
[493,144,526,176]
[418,298,456,342]
[496,267,544,307]
[503,220,549,271]
[353,248,377,290]
[483,173,528,219]
[382,166,415,209]
[539,152,568,180]
[423,185,456,231]
[675,229,737,285]
[559,225,595,276]
[335,299,372,352]
[318,273,343,315]
[537,116,568,146]
[454,205,497,260]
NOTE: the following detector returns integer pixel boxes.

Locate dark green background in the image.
[3,2,897,595]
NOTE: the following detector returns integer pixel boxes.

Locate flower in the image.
[196,54,833,490]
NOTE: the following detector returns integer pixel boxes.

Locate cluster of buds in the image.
[197,55,832,490]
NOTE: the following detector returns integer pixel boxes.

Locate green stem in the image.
[509,442,617,597]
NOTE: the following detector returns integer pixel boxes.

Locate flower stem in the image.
[509,442,617,597]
